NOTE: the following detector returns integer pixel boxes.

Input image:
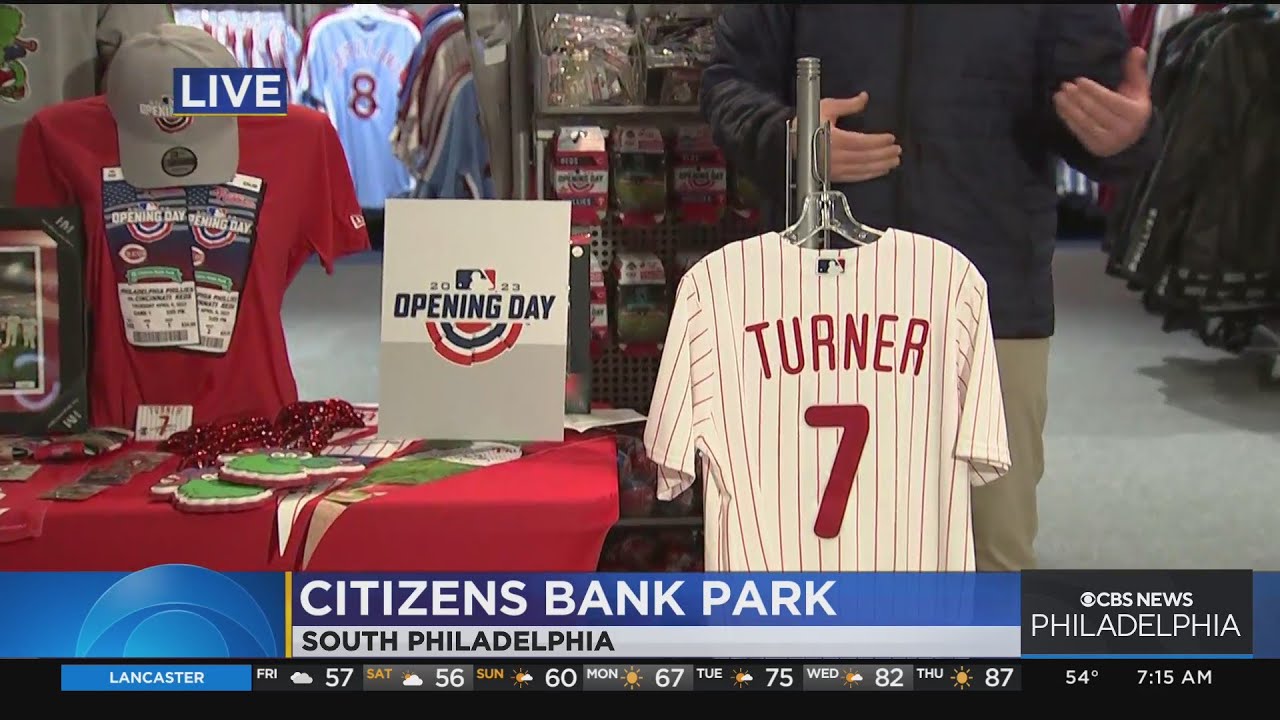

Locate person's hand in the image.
[1053,47,1153,158]
[819,93,902,183]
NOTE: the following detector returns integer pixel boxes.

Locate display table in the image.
[0,432,619,572]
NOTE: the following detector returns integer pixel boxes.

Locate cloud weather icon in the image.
[291,672,313,685]
[403,673,424,687]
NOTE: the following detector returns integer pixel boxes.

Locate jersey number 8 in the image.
[350,72,378,119]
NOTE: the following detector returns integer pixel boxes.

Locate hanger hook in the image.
[809,124,825,187]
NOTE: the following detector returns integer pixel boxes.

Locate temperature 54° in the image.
[1066,669,1099,685]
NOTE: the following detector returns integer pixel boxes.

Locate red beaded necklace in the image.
[160,399,366,469]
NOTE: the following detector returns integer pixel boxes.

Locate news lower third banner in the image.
[0,567,1277,660]
[291,573,1021,658]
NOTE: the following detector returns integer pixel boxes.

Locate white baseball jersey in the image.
[643,230,1010,572]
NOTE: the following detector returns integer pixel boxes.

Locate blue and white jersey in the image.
[297,6,420,208]
[419,74,495,200]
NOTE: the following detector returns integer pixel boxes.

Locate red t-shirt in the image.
[15,98,370,428]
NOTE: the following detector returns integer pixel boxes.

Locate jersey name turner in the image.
[643,230,1011,572]
[748,311,930,379]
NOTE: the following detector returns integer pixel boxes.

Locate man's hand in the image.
[819,93,902,183]
[1053,47,1153,158]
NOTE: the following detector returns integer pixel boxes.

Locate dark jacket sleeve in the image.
[699,5,795,209]
[1038,4,1163,182]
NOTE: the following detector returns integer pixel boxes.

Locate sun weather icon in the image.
[513,669,534,688]
[733,668,753,688]
[952,667,972,689]
[843,669,863,688]
[623,666,643,689]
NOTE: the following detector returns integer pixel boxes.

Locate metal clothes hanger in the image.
[779,57,882,249]
[781,122,882,248]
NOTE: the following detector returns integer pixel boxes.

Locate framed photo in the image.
[0,208,88,435]
[0,247,45,395]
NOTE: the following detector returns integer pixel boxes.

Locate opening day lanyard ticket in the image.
[101,167,200,348]
[102,168,263,355]
[186,174,264,354]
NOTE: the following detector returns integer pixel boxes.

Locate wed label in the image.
[185,175,265,354]
[101,167,199,347]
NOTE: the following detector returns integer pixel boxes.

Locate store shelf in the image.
[614,516,703,529]
[536,104,702,117]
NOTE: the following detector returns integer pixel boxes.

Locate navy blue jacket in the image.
[701,4,1161,338]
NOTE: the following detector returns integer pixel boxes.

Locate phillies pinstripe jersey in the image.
[644,230,1011,572]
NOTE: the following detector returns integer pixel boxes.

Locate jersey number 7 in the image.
[804,404,871,539]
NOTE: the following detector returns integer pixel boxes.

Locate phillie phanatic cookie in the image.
[150,468,216,500]
[217,449,365,489]
[172,476,275,514]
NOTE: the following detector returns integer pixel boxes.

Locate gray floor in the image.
[283,246,1280,570]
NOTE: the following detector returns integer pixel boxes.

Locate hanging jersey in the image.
[297,7,420,208]
[420,73,494,199]
[644,230,1011,572]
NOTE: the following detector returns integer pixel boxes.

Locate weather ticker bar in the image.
[7,659,1268,694]
[249,662,1016,692]
[247,659,1260,692]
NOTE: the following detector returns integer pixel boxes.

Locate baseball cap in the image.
[105,24,239,189]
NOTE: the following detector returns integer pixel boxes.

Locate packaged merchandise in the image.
[600,528,704,572]
[613,531,658,570]
[657,484,699,518]
[0,427,129,462]
[551,127,609,228]
[730,168,764,224]
[640,14,715,106]
[658,528,703,571]
[611,251,669,353]
[611,126,668,228]
[540,11,640,108]
[589,250,610,358]
[672,125,727,226]
[617,434,657,518]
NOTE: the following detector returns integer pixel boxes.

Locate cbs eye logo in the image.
[74,565,278,658]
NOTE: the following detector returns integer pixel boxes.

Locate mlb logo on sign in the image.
[172,68,287,116]
[455,268,497,291]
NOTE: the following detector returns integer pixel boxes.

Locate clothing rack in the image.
[789,58,823,248]
[786,56,841,250]
[173,4,305,34]
[172,3,286,8]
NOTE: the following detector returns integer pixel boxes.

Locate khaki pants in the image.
[972,338,1050,571]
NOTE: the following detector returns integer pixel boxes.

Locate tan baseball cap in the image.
[105,24,240,189]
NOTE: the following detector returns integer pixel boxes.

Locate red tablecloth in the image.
[0,433,619,572]
[0,457,292,571]
[300,434,620,571]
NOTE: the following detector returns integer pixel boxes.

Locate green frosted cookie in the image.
[218,449,365,488]
[172,476,274,513]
